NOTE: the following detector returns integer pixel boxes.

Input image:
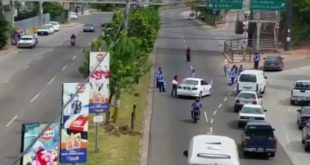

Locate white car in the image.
[237,70,267,95]
[17,35,37,48]
[290,80,310,105]
[44,24,55,33]
[238,104,267,128]
[69,12,78,20]
[177,78,212,98]
[234,91,262,112]
[37,26,52,35]
[49,21,60,31]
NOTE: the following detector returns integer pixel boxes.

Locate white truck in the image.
[291,80,310,105]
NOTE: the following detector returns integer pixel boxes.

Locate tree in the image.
[0,15,10,49]
[42,2,64,17]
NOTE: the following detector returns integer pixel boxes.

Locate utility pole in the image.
[124,0,131,32]
[11,0,15,27]
[284,0,292,51]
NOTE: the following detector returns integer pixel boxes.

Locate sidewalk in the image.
[0,46,19,57]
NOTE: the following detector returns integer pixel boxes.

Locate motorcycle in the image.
[191,110,200,123]
[71,38,75,47]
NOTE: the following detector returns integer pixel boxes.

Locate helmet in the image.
[195,98,200,102]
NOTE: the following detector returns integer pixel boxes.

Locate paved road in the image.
[0,13,112,164]
[148,8,295,165]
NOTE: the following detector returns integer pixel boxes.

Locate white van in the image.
[183,135,240,165]
[237,70,267,95]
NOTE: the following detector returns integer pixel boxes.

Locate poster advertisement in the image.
[60,82,89,163]
[89,52,110,113]
[21,123,59,165]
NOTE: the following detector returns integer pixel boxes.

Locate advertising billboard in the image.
[60,82,89,163]
[89,52,110,113]
[21,123,59,165]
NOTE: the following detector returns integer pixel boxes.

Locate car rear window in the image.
[239,93,256,99]
[21,38,32,40]
[294,82,310,90]
[245,126,274,136]
[266,56,280,61]
[183,80,198,85]
[241,107,263,114]
[239,74,257,83]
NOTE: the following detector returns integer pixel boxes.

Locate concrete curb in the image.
[139,39,157,165]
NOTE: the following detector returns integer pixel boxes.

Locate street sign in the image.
[208,0,242,9]
[93,115,104,123]
[251,0,287,11]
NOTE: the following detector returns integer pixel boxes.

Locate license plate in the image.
[257,148,264,152]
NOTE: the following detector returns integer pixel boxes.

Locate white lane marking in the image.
[210,118,214,124]
[3,79,8,84]
[23,65,29,71]
[37,56,42,60]
[224,97,227,102]
[47,76,56,85]
[204,111,208,122]
[218,103,222,109]
[213,110,217,115]
[184,45,187,48]
[183,40,186,44]
[209,127,213,134]
[6,115,18,127]
[228,91,232,95]
[61,64,67,71]
[30,92,41,103]
[182,36,185,39]
[72,55,77,61]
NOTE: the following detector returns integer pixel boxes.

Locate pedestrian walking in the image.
[171,75,179,97]
[191,68,197,78]
[238,64,244,75]
[186,46,191,62]
[156,69,165,92]
[155,67,163,89]
[224,59,229,77]
[229,67,236,86]
[253,51,261,69]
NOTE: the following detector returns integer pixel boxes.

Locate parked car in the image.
[234,91,262,112]
[44,24,55,33]
[49,21,60,31]
[83,24,95,32]
[183,135,240,165]
[17,35,37,48]
[241,121,277,157]
[177,78,212,98]
[37,25,52,35]
[290,80,310,105]
[263,55,284,71]
[69,12,78,20]
[297,106,310,129]
[301,120,310,151]
[237,70,267,95]
[238,104,267,127]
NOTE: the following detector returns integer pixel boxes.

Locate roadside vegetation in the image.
[0,15,10,49]
[78,6,160,164]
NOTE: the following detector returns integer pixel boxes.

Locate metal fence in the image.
[15,13,50,35]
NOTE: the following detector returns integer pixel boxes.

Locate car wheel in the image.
[269,152,275,157]
[291,100,295,105]
[299,125,303,130]
[305,145,309,152]
[302,139,305,144]
[238,122,242,128]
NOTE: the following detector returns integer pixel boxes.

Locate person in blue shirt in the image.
[253,52,260,69]
[191,68,196,78]
[229,67,237,85]
[191,98,202,119]
[156,67,165,92]
[155,67,162,89]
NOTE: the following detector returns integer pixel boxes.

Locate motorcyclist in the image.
[191,98,202,119]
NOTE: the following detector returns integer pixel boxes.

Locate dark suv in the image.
[302,120,310,152]
[241,121,277,157]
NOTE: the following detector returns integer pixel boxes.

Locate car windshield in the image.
[182,80,198,85]
[266,56,280,61]
[245,127,274,136]
[238,93,256,99]
[241,107,263,114]
[50,22,58,25]
[21,38,32,40]
[239,74,257,82]
[294,82,310,90]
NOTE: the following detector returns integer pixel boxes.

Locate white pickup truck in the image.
[291,80,310,105]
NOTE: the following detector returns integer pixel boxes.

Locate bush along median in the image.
[78,6,160,165]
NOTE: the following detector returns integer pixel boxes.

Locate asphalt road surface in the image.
[148,8,297,165]
[0,12,112,164]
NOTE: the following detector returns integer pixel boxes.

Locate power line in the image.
[13,11,125,165]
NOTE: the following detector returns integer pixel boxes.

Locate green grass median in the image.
[86,72,150,165]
